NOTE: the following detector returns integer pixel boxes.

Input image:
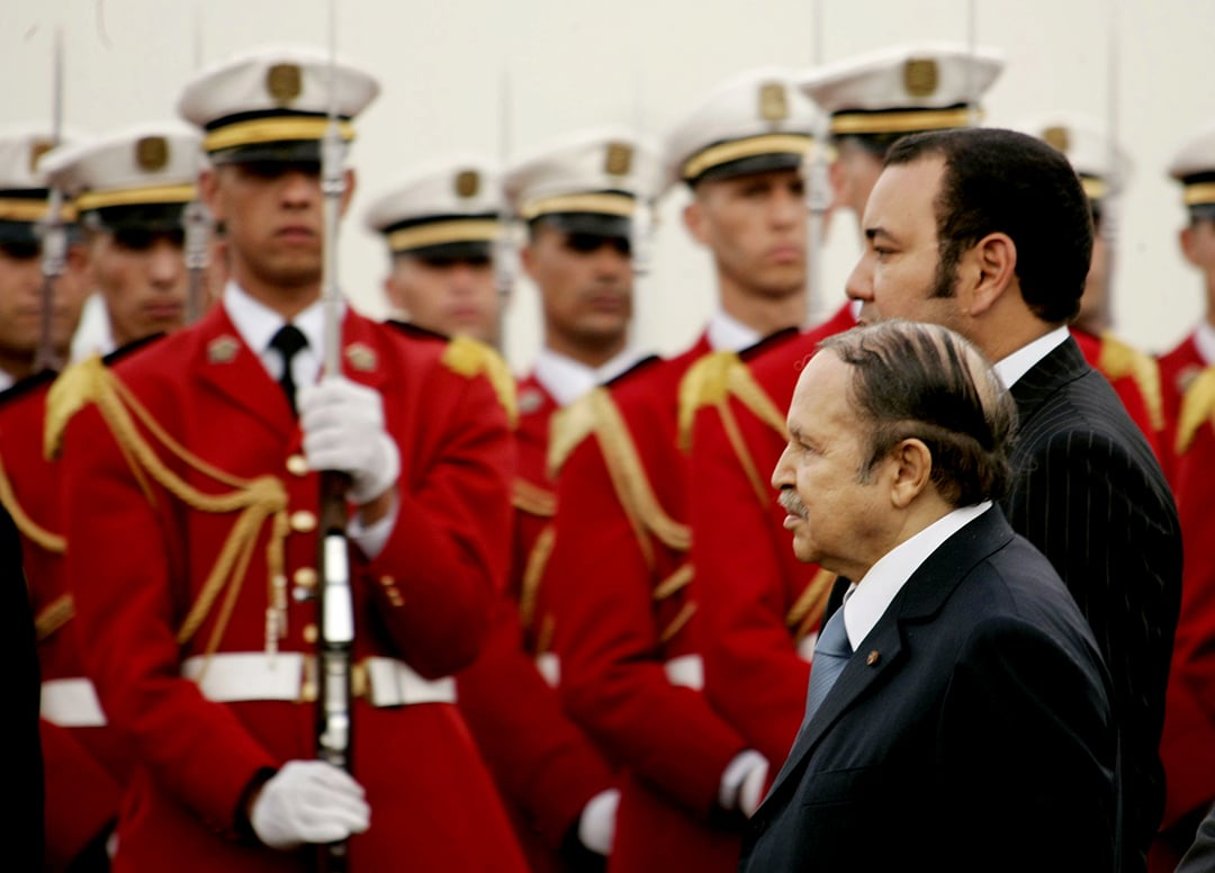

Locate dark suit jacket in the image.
[1003,337,1182,873]
[740,507,1117,873]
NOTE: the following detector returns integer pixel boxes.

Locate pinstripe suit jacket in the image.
[1002,336,1182,873]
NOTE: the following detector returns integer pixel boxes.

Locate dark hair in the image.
[884,128,1093,324]
[819,320,1017,507]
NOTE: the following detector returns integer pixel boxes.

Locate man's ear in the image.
[887,438,933,509]
[199,168,222,222]
[683,197,707,246]
[965,232,1016,317]
[1180,225,1199,268]
[339,168,357,216]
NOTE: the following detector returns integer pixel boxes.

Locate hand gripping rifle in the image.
[34,28,66,374]
[316,6,355,870]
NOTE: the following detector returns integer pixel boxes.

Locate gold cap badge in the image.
[1041,125,1071,154]
[207,335,239,364]
[604,141,633,177]
[135,136,170,172]
[266,63,303,106]
[903,58,939,98]
[455,169,480,199]
[345,342,377,372]
[759,82,789,122]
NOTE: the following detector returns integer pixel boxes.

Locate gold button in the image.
[388,592,405,607]
[286,454,309,477]
[303,624,318,644]
[380,575,394,588]
[300,681,318,703]
[293,567,318,588]
[290,510,317,533]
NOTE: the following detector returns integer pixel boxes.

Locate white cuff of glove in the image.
[298,377,401,506]
[718,749,769,818]
[250,760,371,850]
[578,787,620,856]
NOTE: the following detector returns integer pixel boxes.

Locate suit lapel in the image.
[1009,336,1090,422]
[759,508,1016,811]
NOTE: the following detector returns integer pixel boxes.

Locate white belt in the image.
[664,654,704,691]
[797,631,818,663]
[182,653,456,707]
[535,652,561,688]
[41,677,108,727]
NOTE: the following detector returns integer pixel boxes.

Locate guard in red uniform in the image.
[1151,122,1215,871]
[686,44,1005,769]
[1020,114,1166,458]
[542,69,816,871]
[365,143,657,869]
[59,47,527,872]
[0,126,108,871]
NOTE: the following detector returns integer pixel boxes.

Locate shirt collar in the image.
[532,345,646,408]
[992,325,1070,389]
[1194,321,1215,367]
[222,280,334,362]
[0,370,13,393]
[841,502,993,650]
[707,310,763,352]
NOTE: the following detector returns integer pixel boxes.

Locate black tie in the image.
[269,324,308,416]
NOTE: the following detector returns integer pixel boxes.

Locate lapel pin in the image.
[207,335,239,364]
[345,342,377,372]
[866,650,880,666]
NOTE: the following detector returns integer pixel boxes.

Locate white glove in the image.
[298,377,401,505]
[718,749,769,818]
[577,787,620,856]
[249,760,371,850]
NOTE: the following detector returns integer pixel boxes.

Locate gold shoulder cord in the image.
[46,356,289,663]
[441,336,518,427]
[1176,366,1215,456]
[1098,334,1165,432]
[678,351,789,505]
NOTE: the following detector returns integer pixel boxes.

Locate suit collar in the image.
[761,506,1015,808]
[1008,334,1090,423]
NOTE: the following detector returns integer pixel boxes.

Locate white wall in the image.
[5,0,1213,370]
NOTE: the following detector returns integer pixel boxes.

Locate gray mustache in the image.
[779,488,807,519]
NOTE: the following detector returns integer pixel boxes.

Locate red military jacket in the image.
[1156,332,1215,831]
[0,370,129,866]
[544,335,751,873]
[60,304,527,872]
[1071,327,1165,460]
[686,303,855,768]
[456,371,617,871]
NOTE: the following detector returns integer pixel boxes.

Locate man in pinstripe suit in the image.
[845,127,1182,873]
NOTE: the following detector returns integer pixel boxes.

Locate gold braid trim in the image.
[0,451,65,553]
[44,356,289,654]
[519,525,556,630]
[1176,366,1215,456]
[677,350,789,504]
[547,392,598,479]
[442,336,518,427]
[1098,334,1165,432]
[787,567,837,642]
[659,601,698,644]
[512,478,557,517]
[35,593,74,641]
[653,564,694,601]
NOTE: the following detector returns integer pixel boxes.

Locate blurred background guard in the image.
[1152,120,1215,873]
[684,42,1004,775]
[48,121,202,361]
[537,67,816,873]
[0,125,110,873]
[364,155,504,346]
[0,126,89,388]
[501,126,661,666]
[59,45,530,872]
[1019,113,1165,458]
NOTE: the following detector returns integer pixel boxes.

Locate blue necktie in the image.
[804,607,853,721]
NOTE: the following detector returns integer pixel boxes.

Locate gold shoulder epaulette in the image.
[45,355,107,461]
[1176,365,1215,456]
[441,336,518,427]
[547,388,601,480]
[677,350,744,452]
[1098,334,1165,431]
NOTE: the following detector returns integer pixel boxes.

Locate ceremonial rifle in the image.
[34,28,66,373]
[183,2,211,325]
[316,4,355,870]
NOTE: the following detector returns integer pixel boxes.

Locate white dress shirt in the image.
[840,502,994,651]
[1194,320,1215,367]
[992,325,1070,390]
[70,293,116,362]
[0,369,14,393]
[532,344,648,408]
[706,309,763,353]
